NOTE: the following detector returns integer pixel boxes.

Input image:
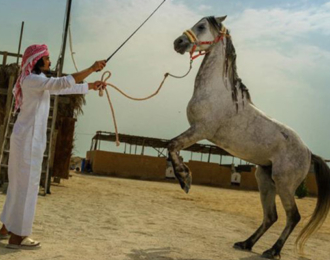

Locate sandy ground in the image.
[0,172,329,260]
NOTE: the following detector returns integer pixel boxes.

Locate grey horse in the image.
[168,15,330,259]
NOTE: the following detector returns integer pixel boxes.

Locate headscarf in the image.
[13,44,49,112]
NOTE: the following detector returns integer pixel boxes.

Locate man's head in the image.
[32,55,51,74]
[13,44,50,111]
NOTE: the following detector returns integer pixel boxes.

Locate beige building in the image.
[86,131,318,196]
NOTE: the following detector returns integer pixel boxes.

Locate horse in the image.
[168,15,330,259]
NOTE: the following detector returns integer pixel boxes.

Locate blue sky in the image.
[0,0,329,161]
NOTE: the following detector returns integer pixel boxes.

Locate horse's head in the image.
[174,16,228,55]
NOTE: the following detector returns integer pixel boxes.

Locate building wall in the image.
[305,173,317,196]
[89,150,166,180]
[240,170,258,191]
[186,161,232,188]
[87,150,318,195]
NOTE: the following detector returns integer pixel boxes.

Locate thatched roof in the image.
[0,64,19,125]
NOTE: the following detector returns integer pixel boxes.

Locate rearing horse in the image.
[168,15,330,259]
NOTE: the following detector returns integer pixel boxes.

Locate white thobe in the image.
[1,72,88,236]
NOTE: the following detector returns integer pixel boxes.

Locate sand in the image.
[0,172,329,260]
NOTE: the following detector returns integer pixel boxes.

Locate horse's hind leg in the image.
[234,166,278,251]
[261,163,307,259]
[168,125,204,193]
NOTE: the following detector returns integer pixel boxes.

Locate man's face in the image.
[40,56,51,73]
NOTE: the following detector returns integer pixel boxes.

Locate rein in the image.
[98,61,193,146]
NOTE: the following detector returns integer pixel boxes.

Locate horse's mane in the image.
[223,30,252,111]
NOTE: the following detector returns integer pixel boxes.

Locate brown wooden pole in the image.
[2,52,7,66]
[207,147,212,163]
[16,21,25,64]
[57,0,72,76]
[46,0,73,192]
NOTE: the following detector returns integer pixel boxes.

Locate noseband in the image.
[183,16,230,60]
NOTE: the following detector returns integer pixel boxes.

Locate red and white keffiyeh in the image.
[13,44,49,112]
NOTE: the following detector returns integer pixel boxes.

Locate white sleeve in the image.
[23,74,89,95]
[49,82,89,95]
[24,74,76,92]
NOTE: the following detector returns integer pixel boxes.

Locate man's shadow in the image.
[0,241,20,256]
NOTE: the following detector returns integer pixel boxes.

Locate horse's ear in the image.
[216,16,227,23]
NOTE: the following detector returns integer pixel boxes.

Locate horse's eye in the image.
[198,24,205,30]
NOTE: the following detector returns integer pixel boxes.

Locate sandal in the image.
[6,237,41,250]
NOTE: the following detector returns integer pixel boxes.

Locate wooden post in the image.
[16,22,24,64]
[0,126,4,150]
[53,118,75,179]
[1,76,15,140]
[5,76,15,114]
[2,52,7,66]
[140,139,145,155]
[207,147,212,163]
[49,130,58,169]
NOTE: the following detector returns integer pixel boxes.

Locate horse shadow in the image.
[126,247,211,260]
[239,253,312,260]
[239,256,268,260]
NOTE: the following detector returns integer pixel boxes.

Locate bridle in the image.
[183,16,230,60]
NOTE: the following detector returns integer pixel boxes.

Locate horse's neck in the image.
[195,42,230,95]
[199,43,223,74]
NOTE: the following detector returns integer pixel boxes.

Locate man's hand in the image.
[91,60,106,72]
[88,81,107,91]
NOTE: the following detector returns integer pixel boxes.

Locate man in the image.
[0,44,106,249]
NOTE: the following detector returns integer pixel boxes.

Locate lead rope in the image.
[99,59,193,146]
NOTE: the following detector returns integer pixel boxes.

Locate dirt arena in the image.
[0,172,329,260]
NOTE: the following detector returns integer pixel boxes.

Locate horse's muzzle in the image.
[174,35,191,55]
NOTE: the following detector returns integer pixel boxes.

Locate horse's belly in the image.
[212,138,273,165]
[209,118,306,166]
[218,144,273,166]
[209,125,279,166]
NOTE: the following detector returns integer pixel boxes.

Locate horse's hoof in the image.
[261,249,281,260]
[181,172,192,194]
[174,164,192,193]
[176,165,192,194]
[233,241,252,251]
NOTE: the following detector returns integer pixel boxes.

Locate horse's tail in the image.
[295,153,330,253]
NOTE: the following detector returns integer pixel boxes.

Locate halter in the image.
[183,16,229,60]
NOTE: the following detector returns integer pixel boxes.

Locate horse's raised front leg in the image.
[234,166,278,251]
[168,125,204,193]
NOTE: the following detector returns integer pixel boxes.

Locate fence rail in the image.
[0,51,22,66]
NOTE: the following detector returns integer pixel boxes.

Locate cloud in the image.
[228,3,330,43]
[198,5,212,12]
